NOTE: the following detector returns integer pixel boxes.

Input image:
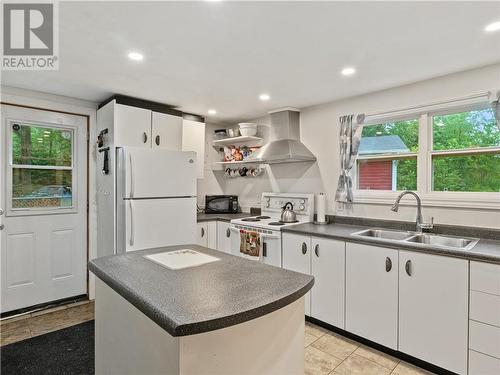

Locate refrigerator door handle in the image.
[129,153,134,198]
[129,200,135,247]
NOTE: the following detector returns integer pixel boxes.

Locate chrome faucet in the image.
[391,191,433,232]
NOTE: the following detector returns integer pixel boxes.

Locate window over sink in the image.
[353,103,500,208]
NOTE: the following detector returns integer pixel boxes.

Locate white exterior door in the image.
[399,251,468,375]
[345,242,398,349]
[1,105,87,313]
[311,237,345,328]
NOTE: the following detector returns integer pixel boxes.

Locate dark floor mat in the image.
[1,320,94,375]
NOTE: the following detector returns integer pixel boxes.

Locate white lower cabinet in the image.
[311,237,345,328]
[398,250,468,375]
[282,233,311,315]
[207,222,217,250]
[469,261,500,375]
[216,221,232,253]
[196,222,208,247]
[345,242,398,349]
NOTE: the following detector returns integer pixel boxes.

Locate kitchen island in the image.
[89,245,314,375]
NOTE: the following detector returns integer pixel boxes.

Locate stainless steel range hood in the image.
[251,108,316,164]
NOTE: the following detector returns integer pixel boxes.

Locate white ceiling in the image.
[2,1,500,122]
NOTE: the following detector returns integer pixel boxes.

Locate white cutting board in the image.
[144,249,220,270]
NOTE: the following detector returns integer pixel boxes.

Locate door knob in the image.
[301,242,307,255]
[155,135,160,146]
[0,224,4,230]
[0,208,3,216]
[226,228,230,238]
[201,227,205,238]
[314,244,319,257]
[142,132,148,143]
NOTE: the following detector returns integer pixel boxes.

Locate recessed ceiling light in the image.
[485,21,500,32]
[341,67,356,76]
[207,109,217,115]
[259,93,270,101]
[127,52,144,61]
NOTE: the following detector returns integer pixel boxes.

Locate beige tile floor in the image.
[1,303,433,374]
[0,300,94,346]
[304,322,435,375]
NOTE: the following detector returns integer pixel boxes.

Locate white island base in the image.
[95,279,306,375]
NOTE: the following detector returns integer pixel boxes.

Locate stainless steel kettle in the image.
[280,202,297,223]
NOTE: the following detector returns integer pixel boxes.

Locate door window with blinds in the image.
[8,122,75,212]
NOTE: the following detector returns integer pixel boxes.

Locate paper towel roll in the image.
[316,193,326,223]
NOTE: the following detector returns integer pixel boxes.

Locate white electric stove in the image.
[230,193,314,267]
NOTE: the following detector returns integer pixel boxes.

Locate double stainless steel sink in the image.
[352,228,479,251]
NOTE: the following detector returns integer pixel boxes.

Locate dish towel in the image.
[239,229,261,257]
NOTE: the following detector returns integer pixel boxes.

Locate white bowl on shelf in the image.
[240,127,257,136]
[239,123,257,136]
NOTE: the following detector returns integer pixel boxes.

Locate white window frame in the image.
[6,119,78,216]
[353,101,500,210]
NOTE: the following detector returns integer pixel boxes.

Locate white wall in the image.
[1,85,99,298]
[198,64,500,228]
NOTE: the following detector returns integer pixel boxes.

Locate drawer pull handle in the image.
[405,260,412,276]
[301,242,307,255]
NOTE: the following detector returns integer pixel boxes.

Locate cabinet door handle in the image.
[263,242,267,257]
[301,242,307,255]
[155,135,160,146]
[0,208,3,215]
[226,228,231,238]
[385,257,392,272]
[314,244,319,257]
[405,260,412,276]
[0,224,4,230]
[201,227,205,238]
[142,132,148,144]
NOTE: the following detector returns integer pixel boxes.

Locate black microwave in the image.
[205,195,239,213]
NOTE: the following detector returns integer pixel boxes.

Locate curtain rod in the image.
[363,91,495,119]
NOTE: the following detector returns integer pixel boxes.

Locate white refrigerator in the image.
[105,147,197,254]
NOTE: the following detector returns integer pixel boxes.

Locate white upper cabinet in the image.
[399,251,468,375]
[97,101,186,151]
[114,104,152,148]
[152,112,182,150]
[182,119,205,179]
[311,237,345,328]
[282,233,311,315]
[345,242,398,349]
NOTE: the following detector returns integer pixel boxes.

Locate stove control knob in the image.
[300,199,305,204]
[299,204,305,210]
[266,202,270,208]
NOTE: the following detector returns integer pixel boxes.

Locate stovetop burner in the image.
[268,222,285,226]
[242,218,260,222]
[279,220,299,224]
[256,216,271,219]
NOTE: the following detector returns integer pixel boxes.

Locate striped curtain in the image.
[335,114,364,203]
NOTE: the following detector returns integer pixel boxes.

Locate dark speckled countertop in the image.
[283,223,500,264]
[197,212,250,222]
[89,245,314,337]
